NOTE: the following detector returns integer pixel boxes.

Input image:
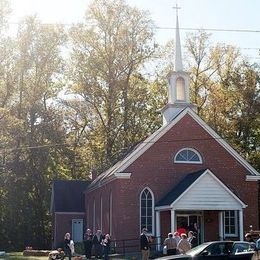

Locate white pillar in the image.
[239,210,244,241]
[218,211,224,241]
[171,209,176,233]
[156,211,161,251]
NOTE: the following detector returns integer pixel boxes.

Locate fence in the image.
[110,236,162,256]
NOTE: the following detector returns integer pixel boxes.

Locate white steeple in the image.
[174,7,183,72]
[161,5,197,125]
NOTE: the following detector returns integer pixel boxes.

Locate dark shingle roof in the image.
[52,180,89,212]
[156,169,207,207]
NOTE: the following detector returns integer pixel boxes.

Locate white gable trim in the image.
[55,212,85,215]
[171,169,247,209]
[117,107,259,176]
[114,172,131,179]
[185,108,259,176]
[88,107,259,192]
[246,175,260,181]
[115,110,188,173]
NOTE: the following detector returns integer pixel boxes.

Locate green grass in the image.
[4,252,48,260]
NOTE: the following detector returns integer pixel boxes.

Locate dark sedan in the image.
[157,241,255,260]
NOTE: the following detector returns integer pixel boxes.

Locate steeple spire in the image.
[161,4,197,125]
[173,4,183,71]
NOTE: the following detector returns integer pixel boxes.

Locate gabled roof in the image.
[87,107,260,191]
[156,169,247,210]
[156,169,206,207]
[51,180,89,213]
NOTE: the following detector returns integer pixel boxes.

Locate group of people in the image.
[63,229,111,260]
[163,230,197,256]
[140,226,198,260]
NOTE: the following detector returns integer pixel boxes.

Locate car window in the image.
[205,243,229,256]
[232,242,254,254]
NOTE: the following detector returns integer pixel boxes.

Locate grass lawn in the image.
[5,252,48,260]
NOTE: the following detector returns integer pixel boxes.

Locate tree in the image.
[0,16,67,249]
[67,0,156,172]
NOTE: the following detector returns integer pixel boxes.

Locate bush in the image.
[74,242,84,255]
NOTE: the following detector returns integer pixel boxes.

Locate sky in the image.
[8,0,260,63]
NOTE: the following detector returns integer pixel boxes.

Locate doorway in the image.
[72,219,83,242]
[176,212,203,244]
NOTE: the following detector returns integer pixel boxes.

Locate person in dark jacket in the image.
[83,228,93,259]
[140,228,151,260]
[102,234,111,260]
[93,230,104,258]
[63,233,73,260]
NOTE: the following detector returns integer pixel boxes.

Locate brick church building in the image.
[51,14,260,249]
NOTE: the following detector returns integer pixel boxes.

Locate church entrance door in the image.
[176,212,203,244]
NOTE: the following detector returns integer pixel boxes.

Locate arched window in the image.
[140,188,154,234]
[176,77,185,101]
[174,148,202,164]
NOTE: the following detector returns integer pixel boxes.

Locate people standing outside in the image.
[187,231,197,248]
[140,228,151,260]
[177,233,191,254]
[163,233,177,255]
[63,233,74,260]
[102,234,111,260]
[173,232,181,245]
[93,230,104,258]
[83,228,93,259]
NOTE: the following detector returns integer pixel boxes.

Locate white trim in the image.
[88,107,259,192]
[219,211,224,241]
[117,107,259,176]
[155,206,172,211]
[139,187,155,235]
[223,210,238,237]
[174,147,202,164]
[239,210,244,240]
[246,175,260,181]
[170,209,176,233]
[114,172,132,179]
[155,211,161,251]
[170,169,247,209]
[55,212,85,215]
[186,109,259,176]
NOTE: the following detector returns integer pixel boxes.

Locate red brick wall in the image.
[204,211,220,242]
[54,213,85,248]
[160,211,171,242]
[86,113,259,243]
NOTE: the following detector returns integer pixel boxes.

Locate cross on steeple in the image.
[172,3,181,17]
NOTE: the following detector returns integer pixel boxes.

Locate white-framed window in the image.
[174,148,202,164]
[224,210,238,237]
[140,187,154,234]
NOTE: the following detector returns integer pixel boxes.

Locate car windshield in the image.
[186,243,211,257]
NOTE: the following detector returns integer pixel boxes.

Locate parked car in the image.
[156,241,255,259]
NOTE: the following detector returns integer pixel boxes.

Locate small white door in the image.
[72,219,83,242]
